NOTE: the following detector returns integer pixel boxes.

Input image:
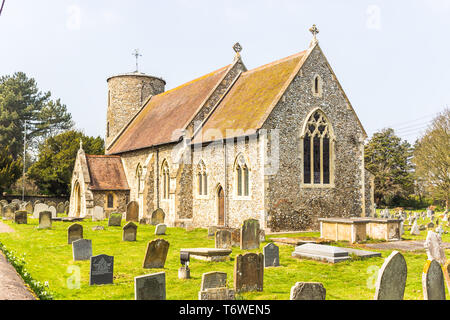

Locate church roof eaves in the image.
[85,155,130,191]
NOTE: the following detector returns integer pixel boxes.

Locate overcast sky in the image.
[1,0,449,144]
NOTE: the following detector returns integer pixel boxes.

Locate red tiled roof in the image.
[108,65,230,154]
[85,155,129,190]
[192,50,308,143]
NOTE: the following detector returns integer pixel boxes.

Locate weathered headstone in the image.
[48,206,57,218]
[422,260,446,300]
[427,222,435,229]
[4,205,15,220]
[92,226,105,231]
[126,201,139,222]
[67,223,83,244]
[72,239,93,261]
[201,272,227,291]
[135,272,166,300]
[14,211,27,224]
[374,251,407,300]
[123,222,137,241]
[234,252,264,293]
[38,211,52,229]
[410,219,420,235]
[150,208,165,225]
[108,213,122,226]
[240,219,260,250]
[155,223,167,235]
[24,202,33,214]
[92,206,105,221]
[89,254,114,285]
[444,260,450,294]
[56,202,65,214]
[47,201,56,208]
[215,230,232,249]
[143,239,170,268]
[263,243,280,267]
[290,282,326,300]
[424,231,446,265]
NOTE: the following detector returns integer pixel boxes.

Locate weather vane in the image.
[132,49,142,72]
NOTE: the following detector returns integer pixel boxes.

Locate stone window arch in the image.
[312,74,323,97]
[301,109,335,186]
[161,160,170,199]
[235,154,250,197]
[136,163,143,194]
[106,192,115,209]
[197,160,208,196]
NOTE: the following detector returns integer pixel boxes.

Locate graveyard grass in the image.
[0,214,449,300]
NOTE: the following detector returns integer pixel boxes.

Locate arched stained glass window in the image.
[303,110,333,185]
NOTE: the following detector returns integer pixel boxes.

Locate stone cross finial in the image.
[132,49,142,72]
[79,139,83,150]
[233,42,242,54]
[309,24,319,39]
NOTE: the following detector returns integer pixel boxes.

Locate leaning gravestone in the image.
[123,222,137,241]
[263,243,280,267]
[424,231,446,265]
[150,208,165,225]
[67,223,83,244]
[72,239,93,261]
[135,272,166,300]
[240,219,260,250]
[90,254,114,285]
[290,282,326,300]
[38,211,52,229]
[234,252,264,293]
[14,211,27,224]
[108,213,122,226]
[155,223,167,235]
[126,201,139,222]
[92,206,105,222]
[374,251,407,300]
[143,239,170,269]
[201,272,227,291]
[422,260,446,300]
[56,202,65,214]
[215,230,232,249]
[33,203,49,218]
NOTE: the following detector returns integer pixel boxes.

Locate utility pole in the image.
[22,120,27,201]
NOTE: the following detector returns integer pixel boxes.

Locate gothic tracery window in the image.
[197,160,208,196]
[303,110,333,185]
[235,155,249,196]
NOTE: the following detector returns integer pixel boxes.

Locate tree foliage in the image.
[413,108,450,209]
[0,146,22,195]
[365,128,414,206]
[27,130,104,196]
[0,72,74,159]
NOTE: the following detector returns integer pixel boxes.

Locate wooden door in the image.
[218,186,225,226]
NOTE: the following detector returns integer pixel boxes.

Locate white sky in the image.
[1,0,449,144]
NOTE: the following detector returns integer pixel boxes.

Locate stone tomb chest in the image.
[319,218,401,243]
[180,248,232,262]
[292,243,350,263]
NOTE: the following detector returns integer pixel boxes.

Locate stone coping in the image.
[180,248,232,257]
[319,217,401,224]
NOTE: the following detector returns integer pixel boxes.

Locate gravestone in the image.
[126,201,139,222]
[263,243,280,267]
[48,206,57,218]
[92,226,105,231]
[33,203,48,218]
[89,254,114,285]
[47,201,56,208]
[201,271,228,291]
[444,261,450,293]
[139,217,150,225]
[208,226,217,237]
[0,202,3,218]
[14,211,27,224]
[4,205,15,220]
[56,202,65,214]
[199,288,235,300]
[64,203,70,214]
[24,202,33,214]
[234,252,264,293]
[67,223,83,244]
[240,219,260,250]
[427,222,435,229]
[150,208,165,225]
[290,282,326,300]
[108,213,122,226]
[424,231,446,265]
[374,251,407,300]
[92,206,104,221]
[155,223,167,235]
[72,239,93,261]
[143,239,170,268]
[38,211,52,229]
[123,222,137,241]
[422,260,446,300]
[410,220,420,235]
[215,230,232,249]
[135,272,166,300]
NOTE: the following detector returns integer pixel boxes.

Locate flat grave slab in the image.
[52,217,85,222]
[292,243,350,263]
[180,248,232,262]
[339,247,381,258]
[270,237,331,246]
[364,240,450,252]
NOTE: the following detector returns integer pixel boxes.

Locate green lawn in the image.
[0,213,448,300]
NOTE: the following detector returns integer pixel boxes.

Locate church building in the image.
[69,26,375,232]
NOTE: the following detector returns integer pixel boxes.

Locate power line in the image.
[0,0,5,16]
[378,111,439,131]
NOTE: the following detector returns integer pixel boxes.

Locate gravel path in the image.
[0,222,36,300]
